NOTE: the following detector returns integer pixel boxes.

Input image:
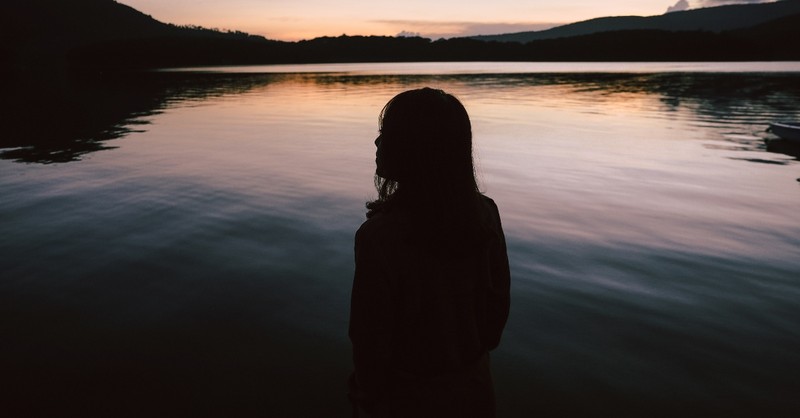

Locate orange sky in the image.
[117,0,771,41]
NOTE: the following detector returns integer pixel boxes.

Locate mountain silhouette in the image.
[1,0,271,70]
[3,0,800,71]
[472,0,800,43]
[3,0,800,163]
[4,0,165,65]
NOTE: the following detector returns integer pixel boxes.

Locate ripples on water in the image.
[2,63,800,417]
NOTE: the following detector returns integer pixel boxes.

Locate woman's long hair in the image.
[367,88,489,255]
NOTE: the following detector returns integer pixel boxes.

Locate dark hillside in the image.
[473,0,800,43]
[728,11,800,48]
[3,0,800,72]
[0,0,270,70]
[2,0,171,64]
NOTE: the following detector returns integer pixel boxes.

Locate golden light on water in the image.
[4,62,800,416]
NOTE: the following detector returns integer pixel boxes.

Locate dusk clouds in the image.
[666,0,690,13]
[696,0,772,5]
[380,21,560,39]
[666,0,773,13]
[117,0,783,41]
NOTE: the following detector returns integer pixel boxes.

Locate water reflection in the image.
[1,71,275,163]
[4,69,800,163]
[3,64,800,417]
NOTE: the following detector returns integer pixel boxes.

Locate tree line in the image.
[65,13,800,69]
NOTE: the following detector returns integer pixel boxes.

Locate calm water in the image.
[2,62,800,417]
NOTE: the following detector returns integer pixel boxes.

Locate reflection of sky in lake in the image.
[2,64,800,417]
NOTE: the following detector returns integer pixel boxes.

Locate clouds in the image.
[696,0,772,5]
[118,0,782,41]
[666,0,690,13]
[666,0,773,14]
[396,31,422,38]
[377,20,561,39]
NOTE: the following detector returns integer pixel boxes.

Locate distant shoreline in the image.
[8,0,800,72]
[155,61,800,75]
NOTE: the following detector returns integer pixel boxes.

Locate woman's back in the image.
[348,88,510,417]
[350,196,509,417]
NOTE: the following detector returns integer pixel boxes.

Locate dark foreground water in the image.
[2,63,800,417]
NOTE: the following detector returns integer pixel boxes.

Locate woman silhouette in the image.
[349,88,510,417]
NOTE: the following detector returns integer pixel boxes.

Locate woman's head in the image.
[373,88,478,206]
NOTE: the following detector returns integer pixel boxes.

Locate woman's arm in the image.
[485,201,511,350]
[349,223,396,408]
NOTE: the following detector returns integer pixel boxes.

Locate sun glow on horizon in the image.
[116,0,776,41]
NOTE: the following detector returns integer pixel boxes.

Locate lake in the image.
[2,62,800,417]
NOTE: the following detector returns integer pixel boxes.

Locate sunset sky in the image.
[117,0,774,41]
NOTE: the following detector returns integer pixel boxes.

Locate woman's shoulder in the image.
[478,194,505,239]
[356,210,409,244]
[480,194,498,210]
[479,194,501,219]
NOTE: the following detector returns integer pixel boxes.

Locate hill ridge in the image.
[471,0,800,43]
[4,0,800,70]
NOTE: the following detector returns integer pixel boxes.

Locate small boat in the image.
[767,122,800,142]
